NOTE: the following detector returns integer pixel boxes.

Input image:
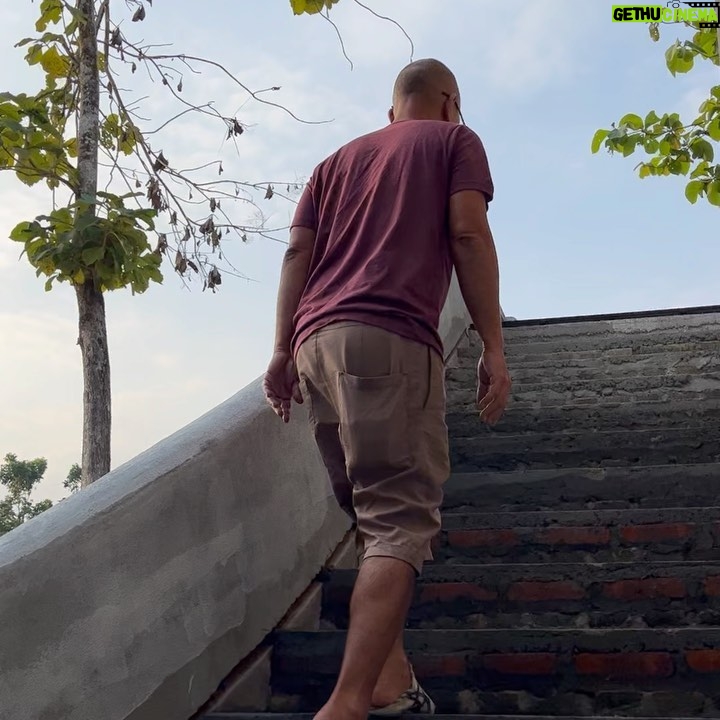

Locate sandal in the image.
[368,664,436,716]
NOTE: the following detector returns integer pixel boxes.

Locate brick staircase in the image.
[203,307,720,720]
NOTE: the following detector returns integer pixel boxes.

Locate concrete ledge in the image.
[0,379,349,720]
[502,304,720,328]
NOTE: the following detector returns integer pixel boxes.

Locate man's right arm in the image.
[449,190,511,425]
[449,190,503,351]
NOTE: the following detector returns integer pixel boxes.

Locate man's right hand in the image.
[476,349,511,426]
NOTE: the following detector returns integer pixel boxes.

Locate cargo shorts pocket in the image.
[336,372,413,476]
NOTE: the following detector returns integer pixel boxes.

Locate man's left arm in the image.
[263,225,316,422]
[273,226,315,355]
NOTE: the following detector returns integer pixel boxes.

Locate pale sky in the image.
[0,0,718,502]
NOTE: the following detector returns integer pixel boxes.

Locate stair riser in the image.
[456,340,720,366]
[447,383,720,410]
[270,684,720,717]
[271,629,720,716]
[459,332,720,359]
[322,564,720,630]
[442,471,720,511]
[450,454,720,477]
[449,352,720,379]
[436,515,720,564]
[447,362,720,388]
[446,403,719,437]
[500,312,720,341]
[450,431,720,472]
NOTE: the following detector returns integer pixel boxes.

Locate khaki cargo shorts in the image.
[295,321,450,575]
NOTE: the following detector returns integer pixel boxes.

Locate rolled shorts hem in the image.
[362,541,431,576]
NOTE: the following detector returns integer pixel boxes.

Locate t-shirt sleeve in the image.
[291,180,318,231]
[449,126,494,206]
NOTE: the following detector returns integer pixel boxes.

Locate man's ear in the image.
[440,98,450,122]
[388,107,395,123]
[441,93,455,122]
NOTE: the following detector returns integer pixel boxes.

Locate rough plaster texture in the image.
[0,274,472,720]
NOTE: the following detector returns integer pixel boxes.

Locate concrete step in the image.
[204,716,694,720]
[270,627,720,715]
[442,464,720,512]
[456,340,720,367]
[461,328,720,360]
[450,427,720,472]
[446,373,720,410]
[320,562,720,631]
[446,400,720,437]
[436,507,720,564]
[203,716,691,720]
[448,349,720,382]
[500,309,720,342]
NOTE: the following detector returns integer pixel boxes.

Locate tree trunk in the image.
[76,283,111,487]
[76,0,110,487]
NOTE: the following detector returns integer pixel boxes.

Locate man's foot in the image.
[369,665,436,716]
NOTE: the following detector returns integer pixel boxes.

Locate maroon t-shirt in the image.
[290,119,494,358]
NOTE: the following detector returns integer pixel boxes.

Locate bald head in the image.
[390,58,461,124]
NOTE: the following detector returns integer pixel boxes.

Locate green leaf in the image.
[40,46,69,78]
[36,0,63,31]
[639,165,651,179]
[9,221,44,243]
[690,138,715,162]
[708,180,720,207]
[620,113,643,130]
[26,45,44,66]
[81,246,105,265]
[712,86,720,101]
[645,110,660,127]
[644,138,659,154]
[620,136,639,157]
[44,277,53,292]
[591,129,609,153]
[691,160,710,179]
[666,43,695,76]
[290,0,339,14]
[708,118,720,142]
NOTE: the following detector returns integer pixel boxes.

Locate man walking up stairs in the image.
[209,306,720,719]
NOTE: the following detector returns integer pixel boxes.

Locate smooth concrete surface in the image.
[0,277,473,720]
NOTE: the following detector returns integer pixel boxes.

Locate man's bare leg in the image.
[371,628,411,707]
[314,556,415,720]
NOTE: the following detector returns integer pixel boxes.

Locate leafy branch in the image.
[592,23,720,207]
[1,0,313,295]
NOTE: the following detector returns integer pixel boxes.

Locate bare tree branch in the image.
[352,0,415,61]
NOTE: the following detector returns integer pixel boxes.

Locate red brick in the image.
[447,529,520,548]
[536,526,611,546]
[420,582,498,603]
[603,577,687,601]
[575,652,674,679]
[705,576,720,597]
[508,580,586,603]
[686,650,720,673]
[483,652,558,675]
[412,655,466,677]
[620,523,694,543]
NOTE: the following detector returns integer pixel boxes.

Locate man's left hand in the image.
[263,351,304,423]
